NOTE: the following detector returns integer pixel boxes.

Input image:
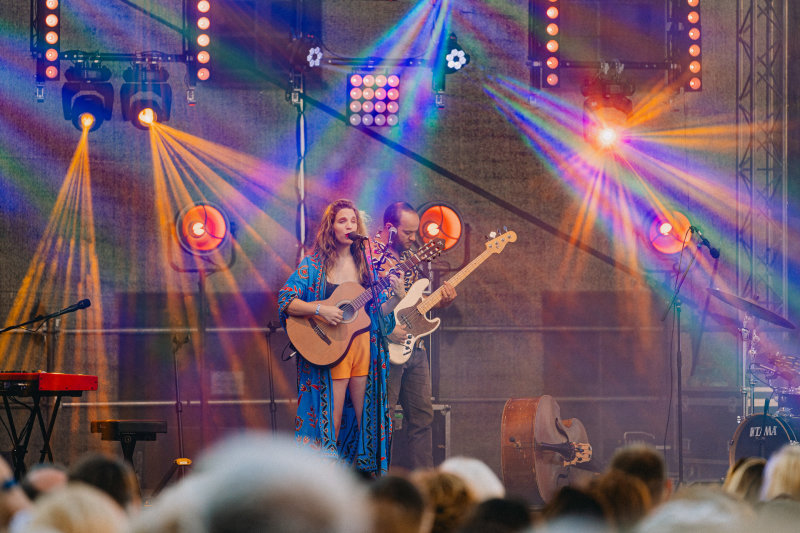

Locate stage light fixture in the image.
[347,72,400,127]
[61,59,114,132]
[581,66,634,149]
[287,36,324,72]
[674,0,702,91]
[176,203,230,256]
[647,210,692,255]
[529,0,561,88]
[186,0,212,83]
[417,202,463,251]
[35,0,61,83]
[121,59,172,130]
[432,33,470,94]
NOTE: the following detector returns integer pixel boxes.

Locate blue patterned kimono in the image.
[278,251,394,476]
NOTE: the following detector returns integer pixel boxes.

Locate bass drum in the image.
[729,414,798,466]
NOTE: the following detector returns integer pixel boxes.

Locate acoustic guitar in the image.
[387,230,517,365]
[286,239,442,367]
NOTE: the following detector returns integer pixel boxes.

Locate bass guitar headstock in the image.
[485,228,517,254]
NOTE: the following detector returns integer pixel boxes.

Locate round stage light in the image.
[176,203,230,255]
[418,203,463,251]
[648,210,692,255]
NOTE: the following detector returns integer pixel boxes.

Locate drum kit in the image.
[706,288,800,465]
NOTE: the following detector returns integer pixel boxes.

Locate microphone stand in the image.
[0,300,90,334]
[661,249,698,488]
[153,335,192,495]
[355,239,388,470]
[264,321,280,434]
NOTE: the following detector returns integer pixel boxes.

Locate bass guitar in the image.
[388,230,517,365]
[286,239,442,368]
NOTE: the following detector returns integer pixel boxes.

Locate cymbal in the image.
[706,288,796,329]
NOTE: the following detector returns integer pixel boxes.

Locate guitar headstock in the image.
[485,229,517,253]
[416,238,444,262]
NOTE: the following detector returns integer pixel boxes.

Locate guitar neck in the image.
[418,248,494,314]
[352,251,427,310]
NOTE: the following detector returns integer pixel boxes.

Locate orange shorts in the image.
[329,332,370,379]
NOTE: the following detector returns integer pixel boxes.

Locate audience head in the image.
[609,443,670,504]
[588,469,652,531]
[458,497,531,533]
[368,474,431,533]
[412,470,477,533]
[439,456,505,502]
[539,486,608,532]
[67,452,141,512]
[761,444,800,501]
[0,456,31,529]
[20,463,67,501]
[128,432,371,533]
[722,456,765,504]
[637,484,754,533]
[25,483,127,533]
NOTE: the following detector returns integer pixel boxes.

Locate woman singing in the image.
[278,199,405,476]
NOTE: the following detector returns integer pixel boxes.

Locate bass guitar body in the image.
[387,279,441,365]
[285,281,371,367]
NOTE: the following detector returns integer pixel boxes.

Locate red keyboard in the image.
[0,372,98,394]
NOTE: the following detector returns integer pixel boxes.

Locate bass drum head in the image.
[729,414,797,466]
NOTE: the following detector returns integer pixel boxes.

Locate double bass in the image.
[501,395,595,504]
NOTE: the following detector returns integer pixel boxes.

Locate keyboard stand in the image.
[0,391,81,479]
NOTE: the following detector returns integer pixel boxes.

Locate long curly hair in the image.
[313,199,371,286]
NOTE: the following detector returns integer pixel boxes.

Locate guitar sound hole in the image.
[339,303,356,321]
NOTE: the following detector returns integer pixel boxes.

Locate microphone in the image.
[76,299,91,310]
[387,226,397,245]
[346,232,370,241]
[690,226,720,259]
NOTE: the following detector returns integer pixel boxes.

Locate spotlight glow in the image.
[197,0,210,13]
[80,113,95,130]
[138,108,156,126]
[191,222,206,237]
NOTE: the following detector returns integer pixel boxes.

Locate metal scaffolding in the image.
[736,0,788,315]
